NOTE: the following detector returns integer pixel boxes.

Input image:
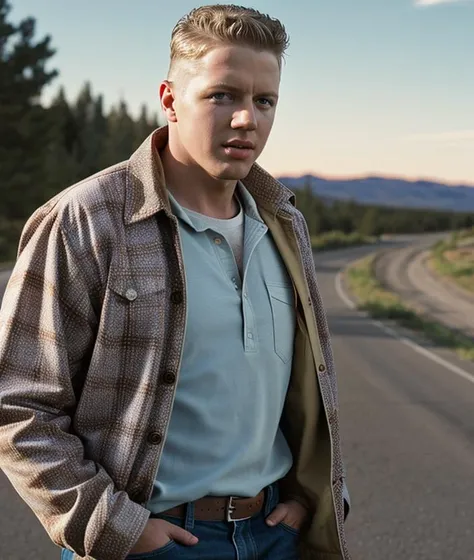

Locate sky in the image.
[9,0,474,185]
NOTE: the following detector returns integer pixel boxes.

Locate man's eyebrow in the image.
[207,83,279,98]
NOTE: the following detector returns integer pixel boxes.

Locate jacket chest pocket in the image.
[266,282,296,364]
[105,273,169,342]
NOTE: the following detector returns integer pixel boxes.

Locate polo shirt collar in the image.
[125,126,295,225]
[167,182,264,232]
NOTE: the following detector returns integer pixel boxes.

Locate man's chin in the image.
[213,161,255,181]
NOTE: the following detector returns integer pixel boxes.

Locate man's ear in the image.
[159,80,177,123]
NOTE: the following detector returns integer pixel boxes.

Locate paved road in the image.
[1,238,474,559]
[317,241,474,560]
[375,235,474,339]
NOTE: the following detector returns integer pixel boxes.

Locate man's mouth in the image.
[222,143,255,160]
[223,140,255,150]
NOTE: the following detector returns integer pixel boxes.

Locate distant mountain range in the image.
[278,175,474,213]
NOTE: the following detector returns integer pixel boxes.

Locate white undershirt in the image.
[184,198,245,275]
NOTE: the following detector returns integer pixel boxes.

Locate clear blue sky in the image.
[10,0,474,185]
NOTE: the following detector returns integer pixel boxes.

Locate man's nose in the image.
[231,104,257,130]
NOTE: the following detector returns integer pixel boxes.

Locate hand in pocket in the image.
[128,518,199,555]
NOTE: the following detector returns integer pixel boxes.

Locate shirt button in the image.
[147,431,162,445]
[244,293,248,299]
[170,290,183,304]
[125,288,137,301]
[318,364,326,373]
[247,332,254,339]
[162,371,176,385]
[214,237,222,245]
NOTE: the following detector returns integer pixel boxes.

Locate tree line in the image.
[0,0,160,260]
[294,182,474,239]
[1,0,472,262]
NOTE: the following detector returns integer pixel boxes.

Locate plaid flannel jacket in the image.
[0,127,351,560]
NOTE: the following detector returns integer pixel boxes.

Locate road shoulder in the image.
[375,244,474,339]
[337,264,474,383]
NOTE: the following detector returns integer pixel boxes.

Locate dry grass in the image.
[430,234,474,293]
[345,254,474,362]
[311,231,374,251]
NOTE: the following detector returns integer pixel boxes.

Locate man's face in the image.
[161,45,281,182]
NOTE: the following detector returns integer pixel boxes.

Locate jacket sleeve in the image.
[0,211,149,560]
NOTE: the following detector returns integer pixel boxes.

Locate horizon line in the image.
[273,170,474,188]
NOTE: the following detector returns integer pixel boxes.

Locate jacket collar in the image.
[125,125,295,225]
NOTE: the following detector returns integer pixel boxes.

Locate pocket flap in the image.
[108,272,166,299]
[266,282,295,306]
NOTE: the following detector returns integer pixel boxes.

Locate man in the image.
[0,5,351,560]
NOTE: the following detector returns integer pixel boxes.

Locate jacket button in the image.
[318,364,326,373]
[147,431,162,445]
[162,371,176,385]
[170,290,183,304]
[125,288,138,301]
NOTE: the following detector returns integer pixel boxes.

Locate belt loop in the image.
[184,501,195,531]
[264,483,279,516]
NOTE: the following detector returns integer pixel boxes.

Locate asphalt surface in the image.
[375,235,474,339]
[318,241,474,560]
[1,237,473,559]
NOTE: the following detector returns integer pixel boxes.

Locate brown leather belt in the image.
[156,490,266,522]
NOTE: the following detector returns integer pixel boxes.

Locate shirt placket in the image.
[209,218,267,353]
[241,217,267,353]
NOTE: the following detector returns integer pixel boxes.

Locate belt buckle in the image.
[226,496,252,522]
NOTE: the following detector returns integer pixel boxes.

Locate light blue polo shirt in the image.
[146,183,296,513]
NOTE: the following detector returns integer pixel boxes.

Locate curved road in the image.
[1,238,474,559]
[375,237,474,339]
[318,240,474,560]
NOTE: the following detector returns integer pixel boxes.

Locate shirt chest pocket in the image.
[266,282,296,364]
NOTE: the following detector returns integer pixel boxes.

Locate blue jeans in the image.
[61,483,300,559]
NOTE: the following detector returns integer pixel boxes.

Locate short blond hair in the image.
[168,4,289,77]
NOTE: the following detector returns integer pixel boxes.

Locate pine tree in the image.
[92,93,107,166]
[149,111,161,130]
[135,104,152,148]
[74,82,94,170]
[73,82,108,178]
[358,207,381,237]
[43,87,81,197]
[0,0,58,221]
[102,99,136,167]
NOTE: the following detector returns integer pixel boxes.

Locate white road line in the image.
[334,270,474,386]
[334,272,356,310]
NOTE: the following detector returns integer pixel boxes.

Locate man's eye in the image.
[211,93,232,101]
[258,98,274,107]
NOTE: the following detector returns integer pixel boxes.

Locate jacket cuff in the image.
[88,494,151,560]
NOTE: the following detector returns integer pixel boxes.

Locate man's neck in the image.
[161,144,240,220]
